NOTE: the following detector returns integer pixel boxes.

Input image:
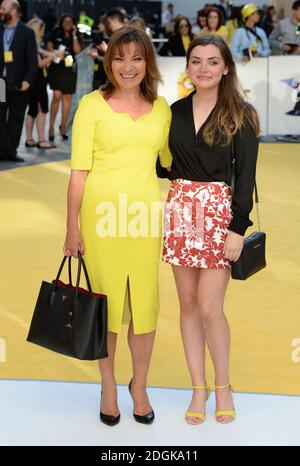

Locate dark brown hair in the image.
[102,27,162,102]
[206,7,224,32]
[174,16,193,40]
[186,34,260,147]
[59,14,76,31]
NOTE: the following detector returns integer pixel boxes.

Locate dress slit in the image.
[121,276,135,332]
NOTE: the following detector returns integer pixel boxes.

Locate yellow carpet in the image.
[0,144,300,395]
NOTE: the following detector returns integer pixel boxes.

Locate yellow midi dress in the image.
[71,90,172,334]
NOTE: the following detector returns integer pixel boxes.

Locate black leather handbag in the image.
[230,143,267,280]
[27,252,108,360]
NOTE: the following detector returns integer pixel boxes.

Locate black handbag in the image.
[230,143,267,280]
[27,252,108,360]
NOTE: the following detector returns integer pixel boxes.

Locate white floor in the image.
[0,379,299,446]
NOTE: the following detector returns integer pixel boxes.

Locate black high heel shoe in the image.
[59,125,69,141]
[100,411,120,426]
[100,390,120,426]
[128,379,155,424]
[48,131,55,142]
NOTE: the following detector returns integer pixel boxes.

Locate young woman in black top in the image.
[162,35,260,425]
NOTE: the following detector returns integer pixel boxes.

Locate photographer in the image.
[86,16,108,90]
[230,3,270,62]
[269,0,300,56]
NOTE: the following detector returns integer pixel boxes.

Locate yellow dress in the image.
[71,90,172,334]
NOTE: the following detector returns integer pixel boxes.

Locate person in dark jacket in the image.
[86,15,108,90]
[159,16,194,56]
[0,0,38,162]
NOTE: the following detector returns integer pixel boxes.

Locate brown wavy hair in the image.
[206,7,224,31]
[102,27,162,102]
[174,16,193,41]
[186,34,260,147]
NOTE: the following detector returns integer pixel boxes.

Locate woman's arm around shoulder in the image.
[157,96,172,169]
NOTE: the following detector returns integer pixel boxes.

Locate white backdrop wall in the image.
[157,56,300,136]
[162,0,273,21]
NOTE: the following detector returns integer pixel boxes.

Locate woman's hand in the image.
[87,48,99,59]
[20,81,30,91]
[98,41,108,53]
[55,49,65,60]
[72,25,78,37]
[63,227,85,258]
[223,230,244,263]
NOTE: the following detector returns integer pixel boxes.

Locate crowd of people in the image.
[0,0,300,162]
[0,0,84,161]
[160,2,300,61]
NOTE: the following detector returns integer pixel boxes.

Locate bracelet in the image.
[73,36,78,40]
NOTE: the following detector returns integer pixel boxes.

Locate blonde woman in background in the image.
[25,18,64,149]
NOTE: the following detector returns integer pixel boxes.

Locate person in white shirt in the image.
[269,0,300,55]
[162,3,174,27]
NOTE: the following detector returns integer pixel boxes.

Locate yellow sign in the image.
[4,51,13,63]
[177,73,194,99]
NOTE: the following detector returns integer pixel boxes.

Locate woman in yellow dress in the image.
[63,27,172,426]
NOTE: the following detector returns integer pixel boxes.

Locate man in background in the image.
[86,9,125,88]
[162,3,174,27]
[269,0,300,55]
[0,0,37,162]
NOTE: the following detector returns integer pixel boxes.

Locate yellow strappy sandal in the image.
[215,382,236,424]
[185,385,211,425]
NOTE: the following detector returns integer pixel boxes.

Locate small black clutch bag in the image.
[230,143,267,280]
[231,231,266,280]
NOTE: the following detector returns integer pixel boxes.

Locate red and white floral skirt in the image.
[162,179,233,269]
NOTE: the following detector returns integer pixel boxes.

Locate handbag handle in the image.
[67,254,92,292]
[50,252,93,308]
[231,139,261,231]
[53,252,92,293]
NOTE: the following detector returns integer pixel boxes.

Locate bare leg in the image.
[127,282,156,415]
[25,114,36,143]
[197,268,235,421]
[172,265,207,424]
[49,90,62,137]
[36,104,49,145]
[61,94,72,133]
[98,332,119,416]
